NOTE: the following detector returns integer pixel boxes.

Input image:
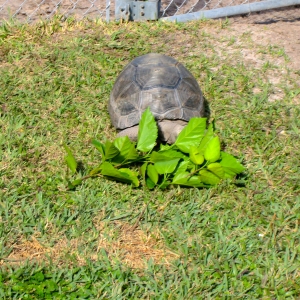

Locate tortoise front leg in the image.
[117,125,139,141]
[158,120,187,144]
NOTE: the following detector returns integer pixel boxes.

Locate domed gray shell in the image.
[109,53,204,129]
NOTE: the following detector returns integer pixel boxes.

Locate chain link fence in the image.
[0,0,109,23]
[161,0,300,22]
[161,0,254,17]
[0,0,299,23]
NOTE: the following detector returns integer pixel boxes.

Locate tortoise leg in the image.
[158,120,187,144]
[117,125,139,141]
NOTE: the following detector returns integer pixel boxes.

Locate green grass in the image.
[0,16,300,299]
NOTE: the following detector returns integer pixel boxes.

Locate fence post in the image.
[106,0,110,22]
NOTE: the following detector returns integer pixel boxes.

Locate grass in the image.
[0,16,300,298]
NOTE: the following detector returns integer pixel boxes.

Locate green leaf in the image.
[114,136,132,156]
[189,146,205,165]
[92,139,105,157]
[137,107,158,152]
[174,160,189,175]
[89,166,101,176]
[207,162,224,178]
[113,136,139,162]
[70,178,83,186]
[150,150,186,163]
[175,118,207,153]
[67,180,75,190]
[147,164,159,184]
[158,149,188,160]
[146,177,156,189]
[150,151,168,162]
[140,162,147,182]
[160,143,173,151]
[119,168,139,187]
[63,144,77,174]
[104,140,119,160]
[204,136,220,162]
[67,178,83,189]
[198,121,214,154]
[154,158,180,175]
[158,180,170,190]
[126,143,140,161]
[199,170,221,185]
[100,162,139,187]
[172,172,204,187]
[219,152,245,178]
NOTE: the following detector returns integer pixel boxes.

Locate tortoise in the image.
[109,53,205,144]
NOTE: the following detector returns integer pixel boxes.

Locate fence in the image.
[0,0,109,23]
[0,0,299,24]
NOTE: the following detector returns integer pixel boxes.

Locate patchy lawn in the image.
[0,17,299,298]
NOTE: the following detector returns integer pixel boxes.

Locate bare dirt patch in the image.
[230,21,300,71]
[1,221,178,269]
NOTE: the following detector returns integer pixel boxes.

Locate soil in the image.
[229,21,300,71]
[230,6,300,71]
[0,1,299,70]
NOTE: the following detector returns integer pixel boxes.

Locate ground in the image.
[1,1,300,297]
[225,20,300,72]
[231,7,300,71]
[1,1,299,70]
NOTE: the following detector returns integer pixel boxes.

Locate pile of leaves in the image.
[64,108,245,189]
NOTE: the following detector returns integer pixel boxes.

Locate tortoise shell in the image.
[109,53,204,129]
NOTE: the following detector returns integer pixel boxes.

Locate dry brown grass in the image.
[1,221,179,269]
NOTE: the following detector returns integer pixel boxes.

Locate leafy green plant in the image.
[64,108,245,189]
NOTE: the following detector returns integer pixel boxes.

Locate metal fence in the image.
[161,0,300,22]
[0,0,299,24]
[0,0,109,23]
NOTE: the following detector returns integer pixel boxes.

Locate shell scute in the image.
[136,65,180,89]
